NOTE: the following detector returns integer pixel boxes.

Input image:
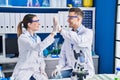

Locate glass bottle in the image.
[114,67,120,80]
[35,0,40,7]
[27,0,32,7]
[83,0,93,7]
[72,0,83,7]
[55,66,62,79]
[0,66,5,80]
[42,0,49,7]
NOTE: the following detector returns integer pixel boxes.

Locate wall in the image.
[94,0,117,73]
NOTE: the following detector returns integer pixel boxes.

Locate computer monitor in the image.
[0,34,5,58]
[5,38,19,58]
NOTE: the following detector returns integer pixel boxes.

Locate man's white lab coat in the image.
[59,25,95,79]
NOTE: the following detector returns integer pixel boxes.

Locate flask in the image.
[0,66,5,80]
[83,0,93,7]
[114,67,120,80]
[42,0,49,7]
[35,0,40,7]
[27,0,32,7]
[55,66,62,79]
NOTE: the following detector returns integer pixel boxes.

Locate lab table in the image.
[49,74,116,80]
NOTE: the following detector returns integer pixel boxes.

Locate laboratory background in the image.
[0,0,119,80]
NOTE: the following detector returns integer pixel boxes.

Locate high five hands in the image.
[52,16,62,35]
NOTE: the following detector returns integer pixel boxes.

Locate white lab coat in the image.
[59,25,95,79]
[11,31,55,80]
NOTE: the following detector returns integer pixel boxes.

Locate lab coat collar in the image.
[23,31,37,42]
[72,24,84,33]
[23,30,37,37]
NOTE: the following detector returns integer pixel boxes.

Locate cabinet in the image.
[115,0,120,71]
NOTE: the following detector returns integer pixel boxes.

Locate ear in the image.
[78,16,83,23]
[27,23,31,27]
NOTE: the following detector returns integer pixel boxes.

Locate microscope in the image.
[71,50,89,80]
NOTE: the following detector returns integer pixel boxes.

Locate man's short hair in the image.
[69,8,84,18]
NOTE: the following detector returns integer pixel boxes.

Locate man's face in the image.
[67,12,81,28]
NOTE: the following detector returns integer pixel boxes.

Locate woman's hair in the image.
[17,14,37,37]
[69,8,84,18]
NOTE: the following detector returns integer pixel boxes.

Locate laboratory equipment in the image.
[0,66,5,79]
[42,0,49,7]
[50,38,60,58]
[71,50,88,80]
[83,0,93,7]
[43,49,49,57]
[114,67,120,80]
[27,0,32,7]
[54,65,62,79]
[35,0,40,7]
[53,38,59,50]
[72,0,82,7]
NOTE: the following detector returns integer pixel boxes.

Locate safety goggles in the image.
[31,19,39,23]
[68,16,78,19]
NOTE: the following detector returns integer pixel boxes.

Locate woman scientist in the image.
[11,14,57,80]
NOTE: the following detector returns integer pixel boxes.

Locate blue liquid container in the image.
[0,66,5,80]
[42,0,49,7]
[72,0,83,7]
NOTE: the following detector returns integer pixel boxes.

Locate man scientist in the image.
[52,8,95,79]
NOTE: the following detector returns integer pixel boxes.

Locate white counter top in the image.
[49,74,115,80]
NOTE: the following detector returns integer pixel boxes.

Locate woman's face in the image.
[28,16,40,31]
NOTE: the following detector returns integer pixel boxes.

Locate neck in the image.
[27,29,34,36]
[73,26,78,31]
[73,22,81,31]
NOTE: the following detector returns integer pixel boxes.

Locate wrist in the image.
[51,31,57,36]
[59,28,62,33]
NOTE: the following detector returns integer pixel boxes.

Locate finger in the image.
[51,72,55,77]
[53,16,58,26]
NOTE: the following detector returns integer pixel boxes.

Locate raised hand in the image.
[52,16,61,35]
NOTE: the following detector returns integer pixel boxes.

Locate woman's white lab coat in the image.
[11,31,55,80]
[59,25,95,79]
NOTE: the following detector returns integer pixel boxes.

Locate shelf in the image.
[0,57,18,64]
[0,55,98,64]
[0,6,95,9]
[3,69,14,73]
[0,6,95,13]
